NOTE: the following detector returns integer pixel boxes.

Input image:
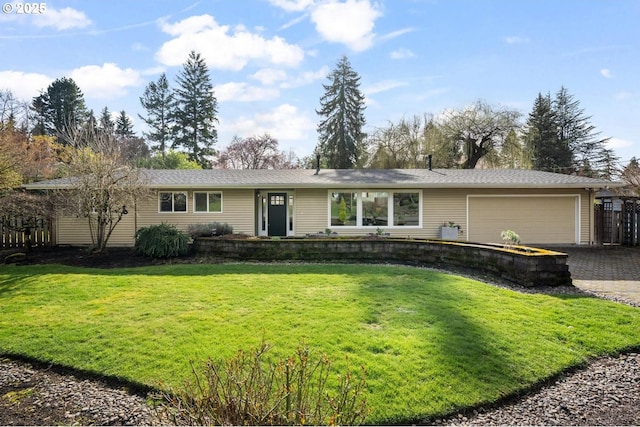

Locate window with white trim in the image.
[329,190,421,227]
[194,191,222,213]
[330,192,357,226]
[159,192,187,213]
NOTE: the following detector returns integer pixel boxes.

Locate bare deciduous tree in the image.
[621,157,640,196]
[440,100,521,169]
[214,134,300,169]
[56,127,150,252]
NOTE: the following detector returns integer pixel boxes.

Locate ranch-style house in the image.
[24,168,622,246]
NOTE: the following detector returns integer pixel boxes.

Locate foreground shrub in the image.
[187,222,234,239]
[134,223,189,258]
[157,342,369,426]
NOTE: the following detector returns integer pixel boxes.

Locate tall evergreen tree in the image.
[31,77,88,144]
[595,147,620,180]
[554,86,609,176]
[523,92,572,172]
[98,106,115,133]
[316,55,366,169]
[115,110,135,139]
[139,73,174,159]
[171,51,218,168]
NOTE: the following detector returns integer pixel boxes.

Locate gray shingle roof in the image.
[23,168,622,190]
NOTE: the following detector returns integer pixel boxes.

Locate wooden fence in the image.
[1,215,55,249]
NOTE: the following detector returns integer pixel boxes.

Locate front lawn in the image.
[1,263,639,424]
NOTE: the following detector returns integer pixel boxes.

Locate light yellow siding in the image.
[294,189,327,235]
[55,212,136,247]
[136,189,255,236]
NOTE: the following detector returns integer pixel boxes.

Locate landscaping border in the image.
[194,237,572,287]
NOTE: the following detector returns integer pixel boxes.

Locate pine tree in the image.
[98,106,114,133]
[523,92,572,172]
[554,86,609,176]
[316,55,366,169]
[115,110,135,139]
[171,51,218,168]
[139,73,174,158]
[595,147,620,181]
[31,77,88,144]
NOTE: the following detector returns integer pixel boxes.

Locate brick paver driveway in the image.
[557,246,640,305]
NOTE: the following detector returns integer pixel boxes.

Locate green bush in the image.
[134,223,189,258]
[500,229,521,247]
[157,342,369,426]
[187,222,234,239]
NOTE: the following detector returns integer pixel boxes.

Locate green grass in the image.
[1,263,640,424]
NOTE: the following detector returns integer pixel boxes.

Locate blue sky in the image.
[1,0,638,166]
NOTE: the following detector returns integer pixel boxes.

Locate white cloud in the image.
[390,48,415,59]
[280,66,329,88]
[156,15,305,70]
[310,0,382,51]
[378,28,414,42]
[251,68,288,85]
[223,104,316,152]
[33,6,92,30]
[600,68,614,79]
[606,137,633,150]
[364,79,408,95]
[247,66,327,89]
[268,0,315,12]
[70,63,143,99]
[505,36,530,44]
[214,82,280,102]
[0,71,52,100]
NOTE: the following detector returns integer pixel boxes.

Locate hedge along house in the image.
[24,168,622,247]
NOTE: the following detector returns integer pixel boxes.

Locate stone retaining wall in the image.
[193,238,572,287]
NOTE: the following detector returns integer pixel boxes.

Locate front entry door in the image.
[268,193,287,236]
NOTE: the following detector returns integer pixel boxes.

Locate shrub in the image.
[134,223,189,258]
[501,229,521,247]
[187,222,233,239]
[156,341,369,426]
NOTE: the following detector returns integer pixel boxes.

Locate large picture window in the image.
[331,192,357,226]
[393,192,420,226]
[159,192,187,213]
[329,190,421,227]
[194,192,222,213]
[362,192,388,226]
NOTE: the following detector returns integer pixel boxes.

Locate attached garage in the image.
[467,195,579,244]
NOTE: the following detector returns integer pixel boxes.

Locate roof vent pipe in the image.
[315,154,321,175]
[428,154,433,171]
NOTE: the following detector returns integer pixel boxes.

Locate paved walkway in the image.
[558,246,640,305]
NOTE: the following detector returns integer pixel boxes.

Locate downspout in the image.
[588,188,594,245]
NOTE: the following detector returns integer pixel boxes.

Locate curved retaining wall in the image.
[193,238,572,287]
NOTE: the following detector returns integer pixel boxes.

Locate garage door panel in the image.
[468,196,577,244]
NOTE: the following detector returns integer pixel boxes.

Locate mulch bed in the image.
[1,246,189,269]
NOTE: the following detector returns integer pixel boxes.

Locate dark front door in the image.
[268,193,287,236]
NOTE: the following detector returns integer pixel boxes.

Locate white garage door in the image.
[467,196,578,244]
